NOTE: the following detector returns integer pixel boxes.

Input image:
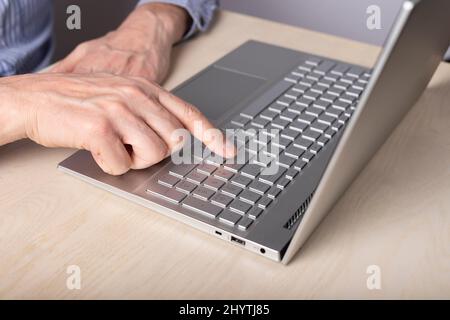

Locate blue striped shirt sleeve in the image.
[137,0,219,39]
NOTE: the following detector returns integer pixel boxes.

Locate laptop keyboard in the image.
[147,56,371,232]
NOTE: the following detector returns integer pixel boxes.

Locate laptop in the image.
[58,0,450,263]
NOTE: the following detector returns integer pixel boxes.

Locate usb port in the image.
[215,231,222,236]
[230,236,245,246]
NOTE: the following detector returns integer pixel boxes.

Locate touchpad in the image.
[173,66,266,123]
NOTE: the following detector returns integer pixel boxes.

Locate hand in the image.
[0,73,235,175]
[50,3,190,83]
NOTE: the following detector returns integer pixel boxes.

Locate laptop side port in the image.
[230,236,246,246]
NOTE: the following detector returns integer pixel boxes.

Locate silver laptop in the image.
[58,0,450,263]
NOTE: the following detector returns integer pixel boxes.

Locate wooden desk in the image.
[1,11,449,299]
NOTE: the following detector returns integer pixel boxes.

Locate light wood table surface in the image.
[1,10,449,299]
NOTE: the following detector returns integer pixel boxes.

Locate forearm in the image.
[0,77,29,145]
[120,3,190,46]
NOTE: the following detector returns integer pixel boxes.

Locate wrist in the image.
[122,3,190,45]
[0,77,29,145]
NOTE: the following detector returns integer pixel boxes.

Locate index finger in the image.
[158,90,236,159]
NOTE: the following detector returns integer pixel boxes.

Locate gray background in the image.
[52,0,405,61]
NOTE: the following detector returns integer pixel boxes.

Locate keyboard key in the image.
[276,154,296,168]
[327,87,345,96]
[258,197,273,209]
[147,184,186,204]
[310,85,326,95]
[277,96,294,107]
[268,102,286,114]
[313,99,330,110]
[324,73,339,82]
[313,61,335,75]
[169,164,196,178]
[259,168,286,186]
[292,83,310,93]
[272,136,292,150]
[260,110,279,121]
[271,117,290,129]
[317,135,330,147]
[186,171,208,184]
[305,106,324,117]
[298,64,313,72]
[320,93,337,103]
[302,129,321,141]
[285,168,298,180]
[333,81,351,90]
[285,145,305,159]
[237,218,253,231]
[210,193,233,207]
[310,143,322,154]
[230,199,252,215]
[214,168,234,181]
[193,186,215,201]
[203,176,225,191]
[267,187,281,199]
[299,78,316,87]
[347,66,366,78]
[295,97,312,108]
[294,159,308,171]
[318,79,335,89]
[285,73,303,83]
[221,184,243,197]
[281,128,300,141]
[197,164,217,176]
[303,90,321,101]
[332,121,345,131]
[347,87,362,97]
[340,94,357,104]
[310,120,329,133]
[331,64,349,76]
[305,57,322,66]
[293,137,313,150]
[340,76,355,84]
[231,116,250,127]
[290,121,308,133]
[297,113,316,125]
[252,116,270,129]
[248,208,263,220]
[280,110,298,122]
[326,108,344,118]
[318,114,336,126]
[249,180,270,195]
[276,177,291,190]
[218,210,242,225]
[240,164,262,179]
[223,162,245,173]
[239,190,261,205]
[324,128,337,139]
[176,180,197,194]
[284,89,302,99]
[158,174,180,188]
[231,175,252,188]
[302,151,315,163]
[288,104,306,115]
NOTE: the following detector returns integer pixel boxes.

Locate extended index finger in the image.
[158,91,236,158]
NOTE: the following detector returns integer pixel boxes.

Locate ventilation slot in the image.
[284,193,314,230]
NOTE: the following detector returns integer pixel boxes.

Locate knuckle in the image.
[119,84,145,97]
[87,117,114,138]
[108,99,130,115]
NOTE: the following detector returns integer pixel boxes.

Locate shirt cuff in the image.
[137,0,219,40]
